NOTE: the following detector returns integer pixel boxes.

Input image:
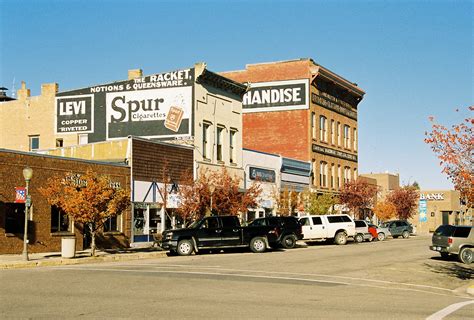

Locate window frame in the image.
[202,122,211,159]
[216,125,224,162]
[29,135,40,151]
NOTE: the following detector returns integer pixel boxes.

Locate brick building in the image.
[222,59,365,194]
[0,149,130,254]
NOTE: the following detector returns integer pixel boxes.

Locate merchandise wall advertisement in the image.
[55,68,194,140]
[242,79,309,113]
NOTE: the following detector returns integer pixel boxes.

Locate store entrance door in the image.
[133,203,162,243]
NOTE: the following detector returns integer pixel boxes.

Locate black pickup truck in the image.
[160,215,280,256]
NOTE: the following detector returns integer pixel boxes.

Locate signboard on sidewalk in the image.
[14,187,26,203]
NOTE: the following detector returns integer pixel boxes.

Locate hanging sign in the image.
[14,187,26,203]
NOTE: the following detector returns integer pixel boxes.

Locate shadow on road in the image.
[424,258,473,280]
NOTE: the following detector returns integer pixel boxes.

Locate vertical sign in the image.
[14,187,26,203]
[419,199,427,222]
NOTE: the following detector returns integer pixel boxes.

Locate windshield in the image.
[187,220,201,229]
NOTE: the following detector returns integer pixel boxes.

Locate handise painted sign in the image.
[242,79,309,113]
[55,68,194,140]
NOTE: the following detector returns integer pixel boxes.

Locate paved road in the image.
[1,236,472,319]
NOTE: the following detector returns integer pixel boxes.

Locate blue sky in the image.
[1,0,472,189]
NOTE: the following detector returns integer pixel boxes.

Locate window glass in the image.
[51,206,70,233]
[202,123,210,159]
[327,216,343,223]
[5,203,25,234]
[229,129,237,163]
[78,134,88,145]
[453,227,471,238]
[202,217,219,229]
[341,216,352,222]
[300,218,310,226]
[312,217,322,225]
[434,225,455,236]
[217,126,224,161]
[29,135,39,151]
[221,216,238,228]
[104,216,118,232]
[355,221,365,228]
[249,219,266,227]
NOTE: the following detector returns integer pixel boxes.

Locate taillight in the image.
[448,237,453,244]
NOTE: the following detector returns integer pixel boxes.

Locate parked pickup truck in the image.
[160,215,280,256]
[299,214,356,245]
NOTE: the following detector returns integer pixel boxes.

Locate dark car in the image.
[248,216,303,249]
[430,225,473,264]
[380,220,413,238]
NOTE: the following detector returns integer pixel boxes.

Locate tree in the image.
[386,186,419,220]
[39,169,130,256]
[373,201,397,221]
[176,168,261,224]
[301,190,336,215]
[338,179,378,219]
[424,106,474,208]
[273,186,300,216]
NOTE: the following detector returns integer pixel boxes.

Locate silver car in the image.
[430,225,474,264]
[369,223,391,241]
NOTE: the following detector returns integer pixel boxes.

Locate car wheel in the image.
[440,252,450,259]
[402,231,410,239]
[281,234,297,249]
[354,233,364,243]
[250,237,267,253]
[176,239,194,256]
[334,232,347,245]
[459,247,473,264]
[377,232,386,241]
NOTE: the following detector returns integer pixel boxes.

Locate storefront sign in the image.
[56,68,194,140]
[420,193,444,201]
[419,199,427,222]
[249,167,276,183]
[312,144,358,162]
[55,95,94,133]
[242,79,309,112]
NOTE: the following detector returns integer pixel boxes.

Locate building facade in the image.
[0,63,247,182]
[0,149,130,254]
[221,59,364,194]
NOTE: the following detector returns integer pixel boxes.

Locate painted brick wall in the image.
[243,110,310,161]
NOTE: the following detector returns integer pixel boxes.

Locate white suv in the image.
[299,214,356,245]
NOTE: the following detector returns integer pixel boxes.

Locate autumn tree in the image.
[338,179,379,219]
[386,186,419,220]
[176,168,261,224]
[40,169,130,256]
[373,201,397,222]
[273,186,300,216]
[425,106,474,208]
[301,190,336,215]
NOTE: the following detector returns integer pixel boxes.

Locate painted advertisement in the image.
[419,199,427,222]
[55,95,94,133]
[242,79,309,113]
[55,68,194,140]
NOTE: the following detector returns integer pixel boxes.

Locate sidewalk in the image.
[0,246,168,270]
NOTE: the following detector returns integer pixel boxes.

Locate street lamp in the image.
[209,185,216,215]
[22,167,33,261]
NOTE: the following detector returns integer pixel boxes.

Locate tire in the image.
[377,232,386,241]
[459,247,473,264]
[250,237,267,253]
[334,232,347,245]
[440,252,450,259]
[354,233,364,243]
[281,234,297,249]
[176,239,194,256]
[402,231,410,239]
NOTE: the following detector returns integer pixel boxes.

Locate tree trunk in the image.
[89,223,96,257]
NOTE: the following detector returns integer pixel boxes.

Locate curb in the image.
[0,251,168,270]
[467,284,474,296]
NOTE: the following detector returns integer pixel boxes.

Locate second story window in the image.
[29,135,39,151]
[319,116,327,142]
[337,122,341,146]
[311,112,316,139]
[229,129,237,163]
[320,161,328,188]
[331,120,335,145]
[353,128,358,151]
[217,126,224,161]
[203,123,210,159]
[344,125,350,149]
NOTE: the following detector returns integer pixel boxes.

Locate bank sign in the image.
[242,79,309,113]
[55,68,194,140]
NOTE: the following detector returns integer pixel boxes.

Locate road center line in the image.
[426,300,474,320]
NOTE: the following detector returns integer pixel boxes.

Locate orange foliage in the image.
[425,106,473,207]
[338,179,379,219]
[176,167,262,224]
[386,186,419,220]
[39,169,129,256]
[373,201,397,221]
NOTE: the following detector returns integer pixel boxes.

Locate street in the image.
[1,235,473,319]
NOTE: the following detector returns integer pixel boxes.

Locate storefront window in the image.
[51,206,70,233]
[5,203,25,234]
[103,215,118,232]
